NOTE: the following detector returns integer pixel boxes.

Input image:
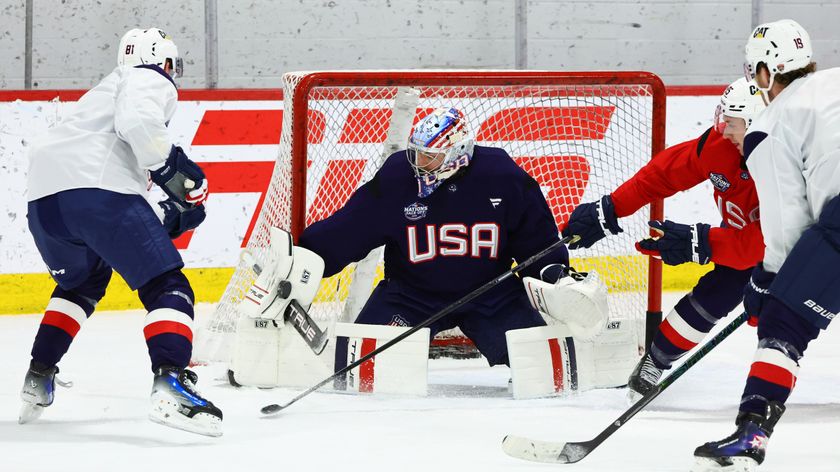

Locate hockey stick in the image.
[501,311,749,464]
[242,251,329,355]
[259,234,580,416]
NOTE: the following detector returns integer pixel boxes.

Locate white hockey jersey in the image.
[746,68,840,272]
[27,65,178,202]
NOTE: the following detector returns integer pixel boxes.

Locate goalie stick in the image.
[241,251,329,355]
[259,234,581,416]
[501,311,749,464]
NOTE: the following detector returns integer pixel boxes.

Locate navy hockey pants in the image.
[355,279,546,366]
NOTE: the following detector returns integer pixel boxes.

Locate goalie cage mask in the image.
[406,107,475,198]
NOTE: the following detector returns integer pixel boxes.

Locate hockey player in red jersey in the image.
[563,77,766,400]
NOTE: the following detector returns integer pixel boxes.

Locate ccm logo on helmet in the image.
[407,223,499,263]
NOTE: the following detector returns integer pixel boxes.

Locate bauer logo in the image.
[708,173,731,192]
[804,299,837,321]
[404,202,428,221]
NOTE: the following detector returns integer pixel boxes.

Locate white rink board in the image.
[0,94,719,274]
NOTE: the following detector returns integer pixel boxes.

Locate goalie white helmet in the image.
[714,78,766,133]
[744,19,812,93]
[118,28,184,78]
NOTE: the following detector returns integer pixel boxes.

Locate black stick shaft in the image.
[585,312,748,448]
[261,234,577,414]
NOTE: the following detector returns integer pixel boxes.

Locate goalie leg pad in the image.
[333,322,430,396]
[229,316,284,388]
[507,319,639,399]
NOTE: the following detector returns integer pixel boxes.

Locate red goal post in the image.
[195,70,665,364]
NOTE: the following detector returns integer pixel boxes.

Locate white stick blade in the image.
[501,435,586,464]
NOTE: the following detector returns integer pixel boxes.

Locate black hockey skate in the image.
[19,360,71,424]
[692,402,785,472]
[149,366,223,437]
[626,353,663,403]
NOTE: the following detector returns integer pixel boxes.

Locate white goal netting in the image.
[194,70,665,363]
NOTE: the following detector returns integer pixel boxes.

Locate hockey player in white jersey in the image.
[693,19,840,470]
[19,28,222,437]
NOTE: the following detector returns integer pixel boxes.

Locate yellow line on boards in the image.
[0,268,234,315]
[1,260,713,315]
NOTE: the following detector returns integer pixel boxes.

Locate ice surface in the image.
[1,293,838,471]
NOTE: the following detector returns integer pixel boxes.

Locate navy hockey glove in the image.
[744,264,775,327]
[150,145,208,206]
[563,195,622,249]
[159,199,207,239]
[636,220,712,266]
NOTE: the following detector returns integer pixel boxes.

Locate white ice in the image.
[1,293,838,472]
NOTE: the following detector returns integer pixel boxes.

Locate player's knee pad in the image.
[690,266,753,316]
[506,319,638,399]
[43,262,112,334]
[756,297,819,355]
[57,260,112,308]
[138,269,194,314]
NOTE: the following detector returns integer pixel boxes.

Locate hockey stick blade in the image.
[259,235,580,417]
[502,435,593,464]
[501,312,748,464]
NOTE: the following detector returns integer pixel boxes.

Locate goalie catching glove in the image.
[523,264,609,341]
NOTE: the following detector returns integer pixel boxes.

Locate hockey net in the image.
[194,70,665,364]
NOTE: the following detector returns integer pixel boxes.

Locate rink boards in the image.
[0,88,722,314]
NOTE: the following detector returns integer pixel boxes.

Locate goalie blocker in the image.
[230,227,328,386]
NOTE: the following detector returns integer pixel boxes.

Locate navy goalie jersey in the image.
[298,145,569,305]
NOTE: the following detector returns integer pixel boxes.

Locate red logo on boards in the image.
[179,106,612,249]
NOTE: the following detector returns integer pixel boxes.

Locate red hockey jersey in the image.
[611,127,763,270]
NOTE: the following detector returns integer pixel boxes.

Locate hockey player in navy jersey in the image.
[19,28,222,436]
[296,107,581,366]
[693,19,839,471]
[564,77,766,401]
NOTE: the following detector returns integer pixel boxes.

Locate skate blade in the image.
[18,403,44,424]
[150,395,222,438]
[692,456,758,472]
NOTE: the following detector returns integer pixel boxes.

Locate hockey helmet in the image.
[407,107,474,198]
[118,28,183,78]
[744,19,812,93]
[714,77,766,133]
